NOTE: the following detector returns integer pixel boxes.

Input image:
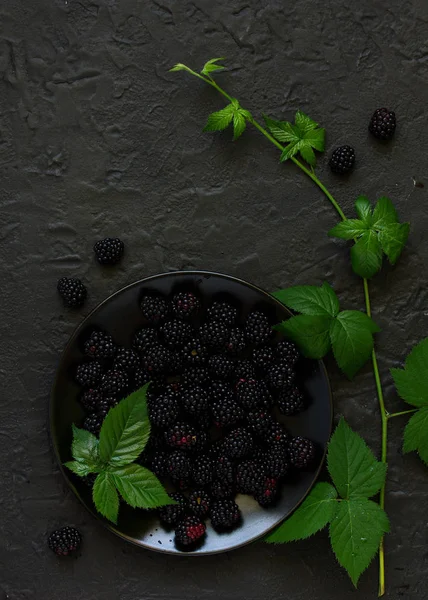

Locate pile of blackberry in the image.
[73,291,317,549]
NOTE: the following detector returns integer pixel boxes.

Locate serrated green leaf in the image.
[350,231,383,278]
[330,498,389,587]
[294,110,318,134]
[99,385,151,467]
[201,57,225,76]
[328,220,369,240]
[354,196,372,225]
[372,196,398,229]
[403,407,428,464]
[233,111,247,140]
[299,144,316,166]
[280,141,302,162]
[64,460,93,477]
[303,127,325,152]
[263,115,300,143]
[391,338,428,407]
[93,472,119,524]
[277,314,332,359]
[111,464,173,509]
[266,482,338,543]
[273,282,339,317]
[378,222,410,265]
[169,63,189,72]
[203,105,234,132]
[330,311,379,379]
[327,418,387,499]
[71,424,100,468]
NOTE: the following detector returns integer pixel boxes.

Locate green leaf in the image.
[263,115,300,143]
[294,110,318,134]
[277,315,332,359]
[372,196,398,229]
[64,460,94,477]
[403,407,428,464]
[378,222,410,265]
[299,144,316,166]
[273,282,339,317]
[99,385,151,467]
[233,111,247,140]
[354,196,372,225]
[327,418,387,499]
[111,464,173,509]
[350,231,383,278]
[280,141,301,162]
[201,57,225,76]
[328,220,369,240]
[169,63,189,72]
[330,498,389,587]
[391,338,428,407]
[303,127,325,152]
[330,311,380,379]
[266,482,338,543]
[203,104,234,132]
[93,472,120,524]
[71,424,100,468]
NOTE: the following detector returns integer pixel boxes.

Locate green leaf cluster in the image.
[391,338,428,465]
[264,111,325,166]
[274,282,379,378]
[64,385,173,524]
[204,98,251,141]
[266,419,389,587]
[329,196,410,278]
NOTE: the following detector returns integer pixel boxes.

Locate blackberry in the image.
[211,394,244,428]
[113,347,139,372]
[258,379,275,408]
[278,386,305,416]
[210,479,235,499]
[175,516,206,547]
[266,364,294,390]
[160,319,193,349]
[208,354,235,380]
[148,392,180,428]
[147,451,169,477]
[182,386,210,417]
[224,327,246,355]
[254,476,279,507]
[244,311,271,346]
[140,295,169,325]
[223,428,254,460]
[199,321,229,350]
[264,443,289,478]
[207,301,237,326]
[84,330,116,360]
[93,237,124,265]
[133,367,151,390]
[181,337,208,366]
[236,378,262,409]
[214,455,235,484]
[329,145,355,174]
[80,388,103,411]
[276,340,300,367]
[252,346,274,372]
[171,292,200,320]
[188,490,211,518]
[192,410,212,431]
[100,369,129,398]
[369,107,396,140]
[166,451,191,483]
[165,422,198,451]
[141,343,171,374]
[236,460,265,494]
[182,366,210,388]
[234,359,256,380]
[48,526,82,556]
[262,422,291,446]
[192,455,214,487]
[288,436,316,469]
[83,412,104,435]
[246,410,274,436]
[132,327,158,353]
[97,397,117,418]
[158,493,187,526]
[210,499,241,531]
[168,351,184,374]
[57,277,87,308]
[76,361,103,388]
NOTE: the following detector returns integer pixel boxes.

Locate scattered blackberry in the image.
[244,311,271,346]
[182,386,210,417]
[369,107,396,140]
[234,359,256,380]
[207,301,237,326]
[113,347,139,372]
[166,451,191,483]
[147,451,169,477]
[141,343,171,374]
[76,361,103,388]
[214,455,235,484]
[188,490,211,518]
[192,455,214,487]
[93,237,124,265]
[200,321,229,350]
[265,443,289,478]
[57,277,87,308]
[276,340,300,367]
[83,412,104,435]
[158,493,187,526]
[140,295,169,325]
[48,526,82,556]
[211,394,244,428]
[182,366,210,388]
[165,422,198,451]
[224,327,246,355]
[148,392,180,428]
[210,499,241,531]
[208,354,235,380]
[278,386,305,416]
[254,476,279,507]
[223,428,254,460]
[266,364,294,390]
[171,292,200,320]
[262,422,291,446]
[84,330,116,360]
[80,388,103,411]
[329,145,355,174]
[133,367,151,390]
[100,369,129,398]
[236,460,265,494]
[160,319,193,349]
[236,378,262,409]
[210,478,235,499]
[252,346,274,372]
[246,410,274,437]
[181,337,209,366]
[288,437,316,469]
[132,327,158,353]
[175,516,206,547]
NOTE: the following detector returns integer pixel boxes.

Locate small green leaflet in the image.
[354,196,372,224]
[169,63,190,73]
[110,464,173,509]
[93,472,120,525]
[200,57,225,76]
[273,282,339,317]
[350,231,383,279]
[403,408,428,465]
[263,111,325,166]
[204,102,251,140]
[71,424,99,467]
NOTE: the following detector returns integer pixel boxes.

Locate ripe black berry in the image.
[245,311,271,346]
[141,343,171,374]
[182,366,210,388]
[224,327,246,355]
[329,145,355,174]
[140,295,169,325]
[277,386,305,416]
[192,454,214,487]
[210,478,235,499]
[132,327,158,353]
[166,451,191,484]
[48,526,82,556]
[207,301,237,326]
[83,412,104,435]
[223,428,254,460]
[200,321,229,350]
[146,451,169,477]
[246,410,274,437]
[158,493,187,526]
[132,367,151,390]
[266,364,294,390]
[100,369,129,398]
[84,330,116,360]
[252,346,274,372]
[171,292,200,320]
[211,393,244,428]
[276,340,300,367]
[57,277,87,308]
[160,319,193,349]
[182,386,210,417]
[208,354,235,380]
[75,361,103,388]
[80,388,104,412]
[165,422,198,451]
[234,359,256,380]
[210,499,241,531]
[264,442,289,478]
[181,337,208,366]
[113,347,139,372]
[254,476,279,507]
[369,107,396,140]
[148,392,180,428]
[93,237,124,265]
[236,460,265,494]
[288,436,316,469]
[188,490,211,518]
[214,454,235,484]
[175,516,206,547]
[236,378,262,409]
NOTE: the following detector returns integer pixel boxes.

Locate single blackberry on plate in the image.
[182,385,210,417]
[264,442,289,478]
[278,386,305,416]
[266,364,294,390]
[244,311,271,346]
[236,378,262,409]
[175,516,206,547]
[234,359,256,381]
[207,301,237,326]
[166,451,191,483]
[214,455,235,484]
[146,451,169,477]
[93,237,124,265]
[276,340,300,367]
[57,277,87,308]
[160,319,193,349]
[80,388,103,412]
[236,460,265,494]
[113,347,139,373]
[188,490,211,518]
[100,369,129,398]
[210,478,235,500]
[288,436,316,469]
[192,454,214,487]
[148,392,180,428]
[369,107,396,140]
[84,330,116,360]
[224,327,246,356]
[171,292,200,320]
[199,321,229,350]
[141,343,171,374]
[181,337,209,366]
[165,422,198,451]
[211,394,244,428]
[262,422,291,446]
[223,428,254,460]
[254,476,279,507]
[133,367,151,390]
[48,526,82,556]
[208,354,235,380]
[140,295,169,326]
[210,499,241,531]
[158,492,188,526]
[182,366,210,388]
[132,327,158,353]
[246,410,274,436]
[83,412,104,435]
[329,145,355,174]
[76,361,103,388]
[252,346,274,372]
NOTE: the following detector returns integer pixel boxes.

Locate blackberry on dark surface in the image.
[236,378,262,409]
[265,443,289,478]
[141,343,171,374]
[234,359,256,381]
[132,327,158,353]
[171,292,201,320]
[252,346,275,372]
[262,422,291,446]
[244,311,271,346]
[113,347,139,372]
[192,454,214,487]
[181,337,209,366]
[210,478,235,499]
[100,369,129,398]
[278,386,305,416]
[211,394,244,428]
[80,388,103,412]
[199,320,229,350]
[188,490,211,518]
[97,397,117,418]
[147,451,169,478]
[140,295,169,326]
[254,476,279,507]
[160,319,193,349]
[158,493,187,526]
[246,410,274,436]
[182,366,210,388]
[84,330,116,360]
[214,454,235,484]
[148,392,180,428]
[207,301,237,326]
[175,516,206,547]
[76,361,103,388]
[210,499,241,531]
[236,460,265,494]
[93,237,124,265]
[266,364,294,390]
[288,436,316,469]
[369,107,396,140]
[329,145,355,174]
[208,354,235,380]
[223,428,254,460]
[132,367,151,390]
[167,451,191,483]
[224,327,246,355]
[276,340,300,367]
[83,412,104,435]
[57,277,87,308]
[182,386,210,417]
[48,526,82,556]
[165,422,198,451]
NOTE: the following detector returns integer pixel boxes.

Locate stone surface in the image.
[1,0,427,598]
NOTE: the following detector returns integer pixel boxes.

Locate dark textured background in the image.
[1,0,428,598]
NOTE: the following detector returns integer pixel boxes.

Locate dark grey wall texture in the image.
[1,0,428,598]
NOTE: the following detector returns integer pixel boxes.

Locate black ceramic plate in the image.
[50,271,333,555]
